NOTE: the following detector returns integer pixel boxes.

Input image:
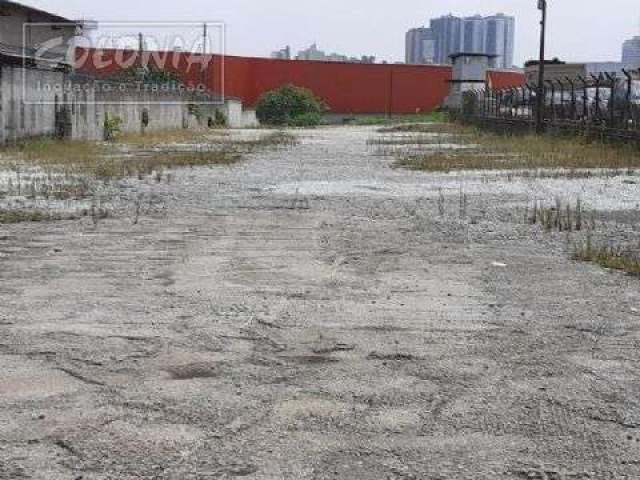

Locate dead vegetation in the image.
[0,129,298,223]
[367,135,455,146]
[526,197,592,232]
[1,130,296,181]
[0,209,57,224]
[378,123,462,134]
[389,123,640,173]
[117,128,230,147]
[573,238,640,276]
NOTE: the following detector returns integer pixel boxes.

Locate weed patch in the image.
[394,127,640,172]
[379,122,460,134]
[0,130,297,181]
[574,240,640,276]
[0,209,60,224]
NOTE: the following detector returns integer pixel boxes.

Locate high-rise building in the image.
[405,27,436,64]
[484,14,515,70]
[406,13,515,69]
[623,36,640,68]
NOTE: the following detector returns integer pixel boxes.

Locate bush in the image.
[256,84,327,126]
[104,114,123,141]
[288,112,322,127]
[213,109,227,127]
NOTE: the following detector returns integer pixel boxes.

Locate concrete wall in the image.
[241,109,259,128]
[71,83,248,141]
[0,64,255,144]
[73,83,192,141]
[0,65,64,143]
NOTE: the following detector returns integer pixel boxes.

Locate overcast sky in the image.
[22,0,640,66]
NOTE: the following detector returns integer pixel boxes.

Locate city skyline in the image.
[272,43,376,63]
[17,0,640,66]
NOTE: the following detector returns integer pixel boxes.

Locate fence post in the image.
[591,74,602,122]
[545,80,555,122]
[622,69,632,129]
[578,76,589,121]
[517,87,523,117]
[565,77,576,121]
[605,72,617,128]
[555,79,565,121]
[526,83,536,122]
[482,89,487,118]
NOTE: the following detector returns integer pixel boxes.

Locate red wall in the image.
[76,48,453,115]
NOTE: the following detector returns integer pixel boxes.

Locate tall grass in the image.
[393,124,640,172]
[0,209,55,224]
[573,239,640,276]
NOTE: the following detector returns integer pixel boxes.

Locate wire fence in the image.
[460,69,640,142]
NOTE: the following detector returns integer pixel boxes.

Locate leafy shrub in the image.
[104,114,123,141]
[188,103,203,121]
[212,109,228,128]
[288,112,322,127]
[256,84,327,126]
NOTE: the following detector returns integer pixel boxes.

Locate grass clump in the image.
[378,122,460,135]
[367,135,454,146]
[239,131,298,149]
[574,240,640,276]
[526,197,587,232]
[0,130,296,181]
[394,126,640,173]
[0,209,56,224]
[117,128,228,147]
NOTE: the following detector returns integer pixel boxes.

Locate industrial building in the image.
[524,60,633,84]
[0,0,82,67]
[405,27,437,64]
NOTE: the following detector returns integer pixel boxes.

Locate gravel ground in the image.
[1,126,640,479]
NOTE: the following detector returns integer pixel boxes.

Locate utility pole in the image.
[137,32,146,76]
[536,0,547,134]
[201,23,208,90]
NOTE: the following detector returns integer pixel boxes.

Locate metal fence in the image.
[460,69,640,142]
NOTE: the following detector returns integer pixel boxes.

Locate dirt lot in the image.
[2,126,640,479]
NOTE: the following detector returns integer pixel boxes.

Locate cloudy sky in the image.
[23,0,640,66]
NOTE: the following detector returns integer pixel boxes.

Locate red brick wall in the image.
[76,49,453,115]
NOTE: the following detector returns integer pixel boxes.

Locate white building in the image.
[412,13,515,69]
[623,36,640,69]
